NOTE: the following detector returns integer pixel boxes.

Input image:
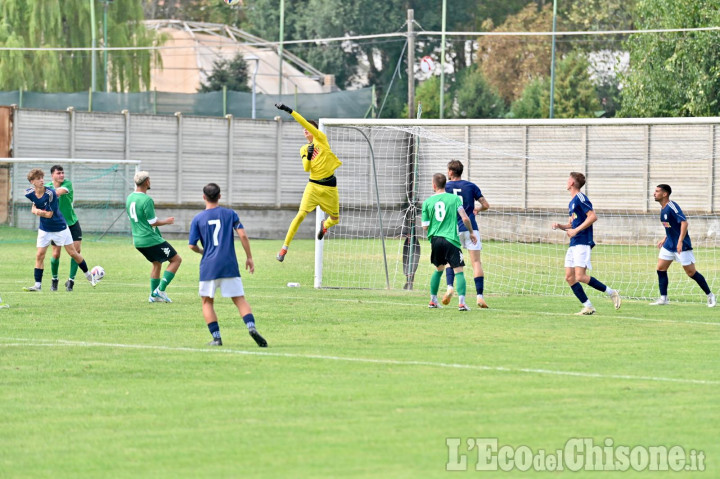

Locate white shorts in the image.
[459,230,482,251]
[37,228,73,248]
[198,277,245,298]
[659,247,695,266]
[564,245,592,269]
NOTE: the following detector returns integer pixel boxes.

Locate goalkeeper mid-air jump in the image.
[274,103,342,262]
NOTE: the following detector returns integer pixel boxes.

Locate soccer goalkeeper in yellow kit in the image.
[275,103,342,262]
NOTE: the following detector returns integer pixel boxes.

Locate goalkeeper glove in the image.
[306,144,314,160]
[274,103,293,114]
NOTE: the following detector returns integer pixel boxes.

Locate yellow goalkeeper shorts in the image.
[299,182,340,217]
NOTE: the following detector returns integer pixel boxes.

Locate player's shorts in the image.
[136,241,178,263]
[459,230,482,251]
[430,236,465,268]
[50,221,82,246]
[199,277,245,299]
[299,181,340,217]
[659,247,695,266]
[564,245,592,269]
[37,228,74,248]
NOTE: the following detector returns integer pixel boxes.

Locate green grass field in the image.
[1,225,719,478]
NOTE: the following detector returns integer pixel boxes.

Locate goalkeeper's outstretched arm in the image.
[274,103,326,143]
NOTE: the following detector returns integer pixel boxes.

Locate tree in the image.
[199,54,251,92]
[453,66,506,119]
[620,0,720,117]
[509,52,600,119]
[0,0,159,92]
[402,75,451,119]
[476,3,555,104]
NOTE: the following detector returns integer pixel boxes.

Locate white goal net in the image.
[315,118,720,302]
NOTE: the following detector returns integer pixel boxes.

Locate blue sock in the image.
[657,270,669,296]
[34,268,43,283]
[207,321,221,340]
[445,267,455,288]
[243,313,256,330]
[474,276,484,295]
[691,272,711,295]
[570,283,588,304]
[587,277,607,292]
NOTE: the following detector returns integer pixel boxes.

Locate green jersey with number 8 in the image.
[126,192,164,248]
[421,192,463,249]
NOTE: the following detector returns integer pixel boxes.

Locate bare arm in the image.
[457,207,477,244]
[552,217,572,231]
[474,197,489,214]
[31,204,53,218]
[55,187,69,196]
[189,244,203,255]
[236,228,255,274]
[678,220,689,253]
[567,210,597,238]
[150,217,175,227]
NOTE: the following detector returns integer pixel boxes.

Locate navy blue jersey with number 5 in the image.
[189,207,244,281]
[661,200,692,252]
[445,180,483,232]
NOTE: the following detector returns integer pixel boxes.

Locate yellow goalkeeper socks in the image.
[323,216,339,230]
[283,210,308,247]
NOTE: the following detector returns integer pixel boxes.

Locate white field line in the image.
[1,337,718,386]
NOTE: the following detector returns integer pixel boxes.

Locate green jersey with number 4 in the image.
[421,192,463,249]
[126,192,164,248]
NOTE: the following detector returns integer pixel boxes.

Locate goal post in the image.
[2,158,140,236]
[314,117,720,301]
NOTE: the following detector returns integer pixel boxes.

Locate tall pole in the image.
[90,0,97,92]
[103,1,109,91]
[549,0,558,118]
[278,0,284,98]
[407,9,415,119]
[439,0,447,119]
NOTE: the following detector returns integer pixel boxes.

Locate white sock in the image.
[605,287,615,295]
[459,295,466,305]
[583,300,593,308]
[431,295,438,303]
[477,294,484,299]
[35,282,42,288]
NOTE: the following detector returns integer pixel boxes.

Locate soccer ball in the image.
[419,56,435,74]
[224,0,241,5]
[91,265,105,282]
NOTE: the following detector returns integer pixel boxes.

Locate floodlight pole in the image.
[278,0,284,98]
[549,0,558,118]
[90,0,97,92]
[439,0,447,119]
[103,0,110,91]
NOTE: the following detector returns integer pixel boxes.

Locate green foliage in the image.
[509,52,600,119]
[453,66,506,119]
[0,0,159,92]
[402,75,451,119]
[198,53,251,92]
[620,0,720,117]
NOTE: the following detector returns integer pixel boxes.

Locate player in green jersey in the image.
[421,173,477,311]
[126,171,182,303]
[46,165,83,292]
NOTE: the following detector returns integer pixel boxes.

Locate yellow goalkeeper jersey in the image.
[291,111,342,181]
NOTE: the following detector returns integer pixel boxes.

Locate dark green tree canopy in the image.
[199,54,251,92]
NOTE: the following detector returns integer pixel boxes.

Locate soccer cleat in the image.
[477,298,489,309]
[207,338,223,346]
[249,328,268,347]
[650,297,670,306]
[317,220,328,240]
[276,248,287,262]
[51,279,59,291]
[148,295,162,303]
[575,306,596,315]
[152,288,172,303]
[0,302,9,309]
[85,271,97,287]
[65,279,74,292]
[458,303,471,311]
[428,301,440,308]
[441,289,453,305]
[610,290,622,310]
[708,293,716,308]
[23,285,41,292]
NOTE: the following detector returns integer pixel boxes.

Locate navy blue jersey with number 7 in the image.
[189,207,244,281]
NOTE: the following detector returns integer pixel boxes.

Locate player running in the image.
[189,183,267,347]
[552,172,621,315]
[422,173,477,311]
[650,184,715,307]
[442,160,490,308]
[274,103,342,262]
